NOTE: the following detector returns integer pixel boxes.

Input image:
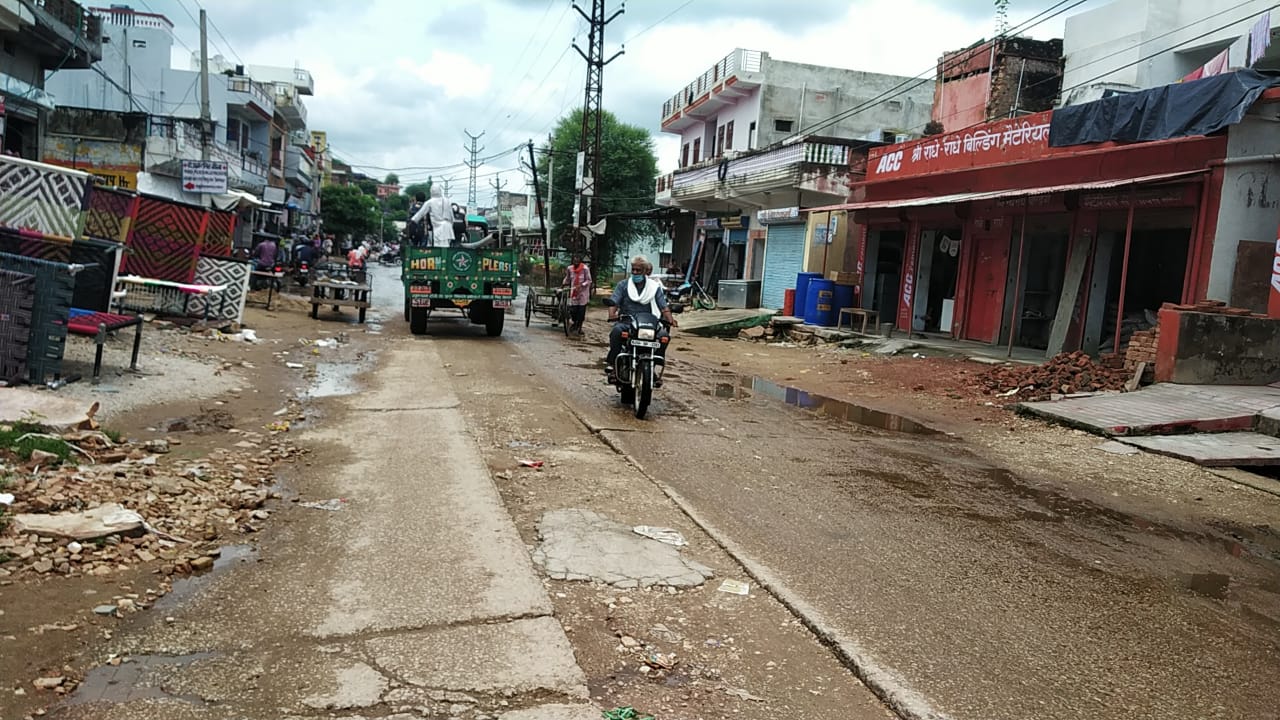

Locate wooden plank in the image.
[1046,234,1091,357]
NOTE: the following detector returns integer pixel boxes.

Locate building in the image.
[813,69,1280,357]
[655,48,935,309]
[933,37,1064,133]
[0,0,102,159]
[1062,0,1280,104]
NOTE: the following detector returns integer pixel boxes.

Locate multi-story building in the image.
[933,37,1064,132]
[42,5,276,198]
[655,48,934,310]
[1062,0,1278,104]
[0,0,102,158]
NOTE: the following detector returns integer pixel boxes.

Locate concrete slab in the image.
[1018,383,1280,436]
[500,704,601,720]
[365,617,588,698]
[531,508,714,588]
[679,308,775,336]
[1122,433,1280,467]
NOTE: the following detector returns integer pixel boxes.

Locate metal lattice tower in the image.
[463,130,485,209]
[572,0,623,230]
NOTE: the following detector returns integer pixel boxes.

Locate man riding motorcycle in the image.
[606,254,677,386]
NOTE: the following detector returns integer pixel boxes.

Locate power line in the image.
[623,0,696,44]
[191,0,245,65]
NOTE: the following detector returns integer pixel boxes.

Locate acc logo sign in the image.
[452,251,471,272]
[875,150,904,175]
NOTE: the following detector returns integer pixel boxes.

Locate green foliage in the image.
[353,178,378,197]
[320,184,379,240]
[403,181,432,204]
[384,173,400,186]
[537,108,660,267]
[0,423,75,464]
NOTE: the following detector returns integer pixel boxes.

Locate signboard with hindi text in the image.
[181,160,229,194]
[868,111,1054,181]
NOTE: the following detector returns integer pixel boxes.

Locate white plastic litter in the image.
[633,525,688,547]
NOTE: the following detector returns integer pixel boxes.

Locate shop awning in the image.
[810,170,1206,213]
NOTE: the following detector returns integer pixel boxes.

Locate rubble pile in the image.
[979,351,1130,402]
[0,425,302,581]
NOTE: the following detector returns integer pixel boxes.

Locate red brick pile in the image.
[1125,326,1159,371]
[1165,299,1260,317]
[979,351,1130,402]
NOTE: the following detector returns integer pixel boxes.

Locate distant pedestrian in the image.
[562,253,592,335]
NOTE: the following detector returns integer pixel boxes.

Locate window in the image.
[132,39,147,48]
[725,120,735,151]
[692,138,701,164]
[716,126,725,157]
[681,143,689,168]
[774,119,793,133]
[748,121,757,149]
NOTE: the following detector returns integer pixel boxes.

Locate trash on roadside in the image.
[724,687,766,702]
[517,459,544,469]
[299,498,347,512]
[633,526,687,547]
[285,362,306,369]
[313,338,338,349]
[643,651,678,670]
[717,579,750,596]
[0,492,13,505]
[265,420,290,433]
[602,708,655,720]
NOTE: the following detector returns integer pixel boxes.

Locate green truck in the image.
[401,215,518,336]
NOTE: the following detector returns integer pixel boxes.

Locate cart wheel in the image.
[358,308,367,324]
[524,291,533,327]
[559,294,571,337]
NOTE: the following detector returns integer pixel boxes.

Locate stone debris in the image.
[0,421,304,582]
[978,351,1130,402]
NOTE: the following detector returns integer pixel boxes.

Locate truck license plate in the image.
[493,301,511,309]
[409,285,432,295]
[631,339,660,348]
[410,298,431,307]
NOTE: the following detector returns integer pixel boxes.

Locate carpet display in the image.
[202,209,236,257]
[0,252,76,384]
[0,232,72,263]
[190,255,251,322]
[84,186,137,243]
[0,269,35,383]
[122,196,207,284]
[0,155,91,241]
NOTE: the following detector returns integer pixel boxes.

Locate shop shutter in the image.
[760,223,806,310]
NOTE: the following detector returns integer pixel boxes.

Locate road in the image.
[47,263,1280,720]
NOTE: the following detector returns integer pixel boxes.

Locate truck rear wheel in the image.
[485,305,505,337]
[410,306,429,335]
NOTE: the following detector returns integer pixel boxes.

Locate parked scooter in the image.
[378,242,400,265]
[602,298,681,419]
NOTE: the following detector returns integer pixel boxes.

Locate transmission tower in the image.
[572,0,623,234]
[463,130,485,209]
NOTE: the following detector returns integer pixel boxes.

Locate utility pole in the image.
[463,130,485,210]
[572,0,623,267]
[198,9,211,161]
[489,173,508,236]
[528,140,551,288]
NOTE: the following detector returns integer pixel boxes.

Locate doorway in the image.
[914,228,962,333]
[964,220,1011,343]
[866,229,905,321]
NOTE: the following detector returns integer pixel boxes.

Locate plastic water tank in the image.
[803,278,837,327]
[793,272,823,319]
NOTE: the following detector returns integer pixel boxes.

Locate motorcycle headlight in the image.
[637,328,656,340]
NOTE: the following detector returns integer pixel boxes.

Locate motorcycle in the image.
[668,278,716,310]
[250,262,285,291]
[378,242,400,265]
[293,258,311,288]
[602,298,680,419]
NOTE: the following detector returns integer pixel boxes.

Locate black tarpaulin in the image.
[1049,69,1280,147]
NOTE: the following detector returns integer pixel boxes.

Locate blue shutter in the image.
[760,223,806,310]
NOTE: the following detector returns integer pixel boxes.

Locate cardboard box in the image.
[827,271,861,285]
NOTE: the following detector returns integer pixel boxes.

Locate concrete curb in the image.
[563,402,953,720]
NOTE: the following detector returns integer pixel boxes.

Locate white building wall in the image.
[1062,0,1278,103]
[1208,113,1280,302]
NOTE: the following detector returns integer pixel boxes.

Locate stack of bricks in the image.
[1125,326,1159,372]
[1164,299,1264,317]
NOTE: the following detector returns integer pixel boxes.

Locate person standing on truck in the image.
[410,186,455,247]
[562,253,592,336]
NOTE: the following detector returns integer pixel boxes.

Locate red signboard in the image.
[1270,231,1280,319]
[898,231,920,330]
[868,111,1053,181]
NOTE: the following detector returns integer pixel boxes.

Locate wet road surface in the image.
[428,278,1280,720]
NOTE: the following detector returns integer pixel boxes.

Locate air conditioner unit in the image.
[894,133,911,143]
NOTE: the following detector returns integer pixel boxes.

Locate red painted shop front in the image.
[819,110,1228,354]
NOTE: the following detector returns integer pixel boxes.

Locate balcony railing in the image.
[34,0,103,64]
[274,85,308,125]
[0,72,56,111]
[662,48,763,120]
[666,140,860,199]
[227,76,273,111]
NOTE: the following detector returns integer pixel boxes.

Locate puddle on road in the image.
[729,375,938,435]
[307,362,361,398]
[64,652,216,707]
[154,544,255,610]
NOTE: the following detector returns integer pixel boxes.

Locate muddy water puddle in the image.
[65,652,217,706]
[306,361,363,398]
[154,544,255,610]
[716,374,938,435]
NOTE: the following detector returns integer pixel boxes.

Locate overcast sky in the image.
[135,0,1103,204]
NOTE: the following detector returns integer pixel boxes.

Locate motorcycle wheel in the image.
[634,366,652,419]
[619,384,635,406]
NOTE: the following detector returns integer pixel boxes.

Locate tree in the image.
[384,173,400,186]
[537,108,659,273]
[403,181,433,203]
[320,184,379,242]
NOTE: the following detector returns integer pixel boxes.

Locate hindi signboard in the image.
[868,111,1054,181]
[181,160,229,194]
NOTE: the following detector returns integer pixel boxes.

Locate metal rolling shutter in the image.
[760,223,806,310]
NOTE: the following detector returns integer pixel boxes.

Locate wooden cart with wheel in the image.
[523,286,571,336]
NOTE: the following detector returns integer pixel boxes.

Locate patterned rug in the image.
[0,269,35,383]
[123,196,206,283]
[202,209,236,257]
[0,252,75,384]
[0,230,72,263]
[84,186,137,243]
[0,156,91,241]
[190,255,251,322]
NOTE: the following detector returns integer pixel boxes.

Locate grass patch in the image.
[103,428,124,444]
[0,423,77,464]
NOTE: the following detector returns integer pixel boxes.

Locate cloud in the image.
[396,51,494,99]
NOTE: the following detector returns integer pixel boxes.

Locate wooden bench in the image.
[838,307,879,334]
[65,309,142,383]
